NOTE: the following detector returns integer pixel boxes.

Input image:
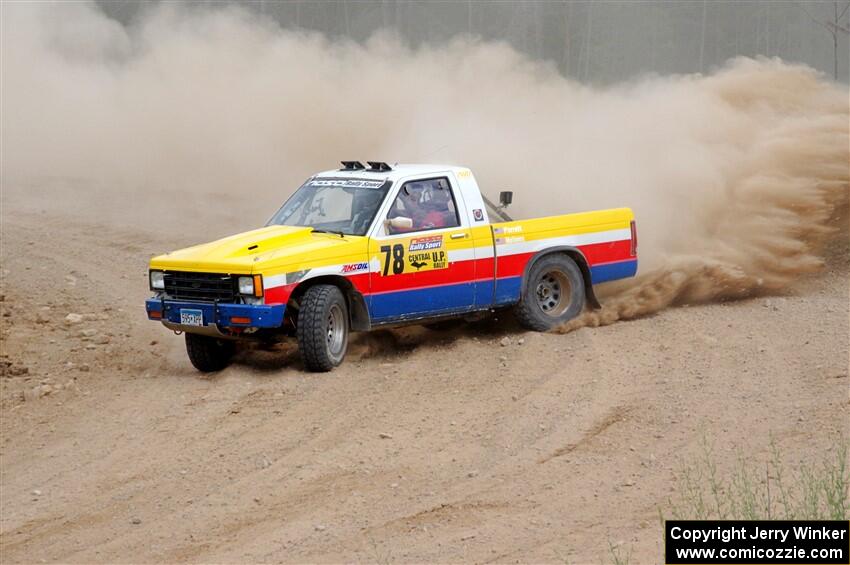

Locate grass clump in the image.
[667,435,848,520]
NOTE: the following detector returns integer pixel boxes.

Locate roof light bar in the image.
[367,161,393,172]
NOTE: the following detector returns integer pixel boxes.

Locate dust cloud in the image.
[558,66,849,330]
[2,2,848,326]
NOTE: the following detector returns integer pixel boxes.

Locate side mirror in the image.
[385,216,413,230]
[499,191,513,207]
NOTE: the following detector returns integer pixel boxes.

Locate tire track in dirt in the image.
[538,405,634,464]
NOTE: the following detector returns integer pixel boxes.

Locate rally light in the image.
[150,270,165,290]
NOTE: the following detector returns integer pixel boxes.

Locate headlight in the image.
[237,276,254,295]
[238,275,263,297]
[240,275,263,297]
[150,270,165,290]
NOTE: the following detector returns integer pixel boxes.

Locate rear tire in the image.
[513,254,585,331]
[296,285,349,372]
[185,333,235,372]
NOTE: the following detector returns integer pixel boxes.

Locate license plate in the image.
[180,309,204,326]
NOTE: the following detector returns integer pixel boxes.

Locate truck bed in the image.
[488,208,637,305]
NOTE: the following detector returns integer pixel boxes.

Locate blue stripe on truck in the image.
[589,259,638,284]
[368,282,476,322]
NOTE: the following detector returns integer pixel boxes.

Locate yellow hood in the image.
[150,225,356,273]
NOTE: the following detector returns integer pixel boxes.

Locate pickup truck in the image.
[146,162,637,372]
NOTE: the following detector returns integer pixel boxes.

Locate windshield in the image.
[267,178,392,236]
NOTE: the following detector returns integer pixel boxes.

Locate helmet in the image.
[400,183,425,212]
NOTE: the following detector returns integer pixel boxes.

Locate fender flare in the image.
[287,275,372,331]
[519,246,601,310]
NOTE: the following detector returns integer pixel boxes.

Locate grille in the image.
[164,271,237,302]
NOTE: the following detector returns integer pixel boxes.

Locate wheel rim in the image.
[326,303,346,357]
[535,270,572,317]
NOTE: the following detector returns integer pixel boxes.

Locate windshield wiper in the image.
[311,228,346,238]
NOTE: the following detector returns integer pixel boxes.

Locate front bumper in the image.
[145,298,286,329]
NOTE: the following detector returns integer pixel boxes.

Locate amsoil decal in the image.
[341,262,368,273]
[408,235,443,252]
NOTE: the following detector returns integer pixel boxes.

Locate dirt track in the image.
[1,187,847,563]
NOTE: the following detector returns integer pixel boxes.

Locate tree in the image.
[801,1,850,80]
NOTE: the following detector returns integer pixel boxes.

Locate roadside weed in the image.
[666,435,848,520]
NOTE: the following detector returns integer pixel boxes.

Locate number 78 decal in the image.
[379,241,449,276]
[380,244,405,276]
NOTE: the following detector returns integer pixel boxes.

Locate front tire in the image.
[185,333,235,372]
[296,285,349,372]
[513,254,585,331]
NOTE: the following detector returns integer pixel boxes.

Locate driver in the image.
[420,183,453,229]
[387,181,455,232]
[388,183,427,233]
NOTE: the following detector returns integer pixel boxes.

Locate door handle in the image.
[450,233,468,239]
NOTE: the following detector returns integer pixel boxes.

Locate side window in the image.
[386,177,460,235]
